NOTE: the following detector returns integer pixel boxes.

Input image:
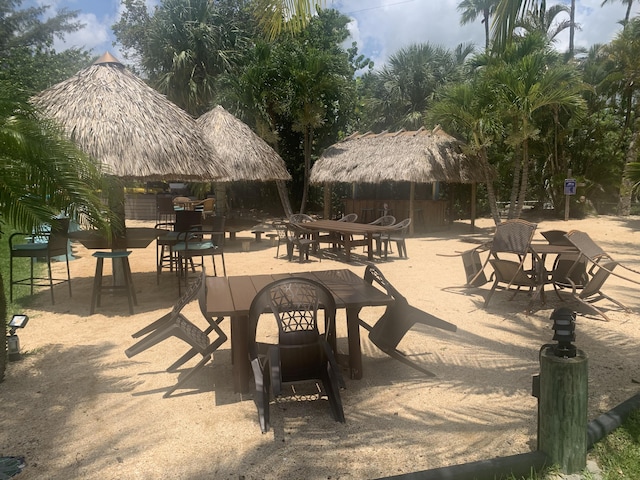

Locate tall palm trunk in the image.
[508,145,522,219]
[618,117,639,215]
[516,138,530,218]
[299,126,313,214]
[0,273,6,382]
[481,147,501,224]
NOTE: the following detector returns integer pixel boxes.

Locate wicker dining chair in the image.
[247,277,345,432]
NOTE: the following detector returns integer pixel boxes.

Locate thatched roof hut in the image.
[197,105,291,182]
[32,52,228,181]
[310,127,487,232]
[310,127,486,185]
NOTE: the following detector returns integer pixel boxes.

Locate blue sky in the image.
[34,0,633,69]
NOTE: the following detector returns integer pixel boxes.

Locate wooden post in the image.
[538,345,588,474]
[564,169,572,221]
[323,182,331,219]
[470,182,477,231]
[409,182,415,235]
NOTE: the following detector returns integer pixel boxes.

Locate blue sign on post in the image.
[564,178,576,195]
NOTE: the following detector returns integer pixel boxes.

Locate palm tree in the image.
[457,0,499,50]
[487,34,587,218]
[601,18,640,214]
[493,0,578,56]
[516,2,573,43]
[365,43,464,131]
[0,82,110,381]
[253,0,324,39]
[430,80,502,223]
[601,0,637,25]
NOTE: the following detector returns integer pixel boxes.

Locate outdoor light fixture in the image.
[7,314,29,361]
[551,307,576,358]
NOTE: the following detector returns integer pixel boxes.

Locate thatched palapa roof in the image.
[32,52,228,181]
[310,127,486,185]
[196,105,291,182]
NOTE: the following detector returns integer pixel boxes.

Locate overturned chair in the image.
[358,265,457,377]
[125,270,227,397]
[248,277,345,433]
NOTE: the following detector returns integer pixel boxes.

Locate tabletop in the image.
[69,227,162,249]
[295,220,394,262]
[206,269,394,392]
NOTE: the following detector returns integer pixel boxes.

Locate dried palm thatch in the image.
[310,127,487,185]
[196,105,291,182]
[32,52,228,181]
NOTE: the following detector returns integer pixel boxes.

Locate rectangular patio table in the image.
[205,268,394,393]
[296,219,394,262]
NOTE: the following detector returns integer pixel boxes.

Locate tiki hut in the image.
[196,105,292,216]
[310,126,487,232]
[32,52,227,182]
[197,105,291,182]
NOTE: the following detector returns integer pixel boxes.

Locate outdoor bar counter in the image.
[342,199,447,229]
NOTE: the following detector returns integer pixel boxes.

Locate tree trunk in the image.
[508,146,522,219]
[481,148,501,225]
[276,180,293,219]
[618,119,639,216]
[299,126,313,214]
[516,138,530,219]
[0,273,7,383]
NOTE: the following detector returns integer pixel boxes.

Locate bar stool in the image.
[91,251,137,315]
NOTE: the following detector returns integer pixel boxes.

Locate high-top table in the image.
[205,269,394,393]
[296,220,394,262]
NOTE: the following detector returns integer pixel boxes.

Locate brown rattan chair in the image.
[248,277,345,432]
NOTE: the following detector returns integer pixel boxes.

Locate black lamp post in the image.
[551,307,576,358]
[7,314,28,361]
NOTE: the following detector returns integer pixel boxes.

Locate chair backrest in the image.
[370,215,396,226]
[175,210,202,232]
[491,219,537,255]
[200,197,215,213]
[156,195,175,214]
[364,264,406,305]
[47,218,70,256]
[289,213,314,224]
[273,221,289,240]
[174,269,204,316]
[248,278,337,352]
[541,230,571,246]
[565,230,609,263]
[579,261,617,300]
[552,252,589,288]
[391,218,411,236]
[339,213,358,223]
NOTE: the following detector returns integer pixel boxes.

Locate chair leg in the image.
[90,257,104,315]
[163,353,212,398]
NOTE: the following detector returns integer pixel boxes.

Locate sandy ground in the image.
[1,214,640,480]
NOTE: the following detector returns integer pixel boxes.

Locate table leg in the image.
[346,307,363,379]
[344,234,352,262]
[366,234,374,261]
[231,314,251,393]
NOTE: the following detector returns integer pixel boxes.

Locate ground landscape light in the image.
[7,314,29,361]
[551,307,576,358]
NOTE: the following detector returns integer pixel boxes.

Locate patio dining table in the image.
[527,242,580,309]
[205,268,394,393]
[296,219,394,262]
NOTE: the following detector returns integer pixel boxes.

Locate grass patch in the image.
[0,225,40,315]
[592,409,640,480]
